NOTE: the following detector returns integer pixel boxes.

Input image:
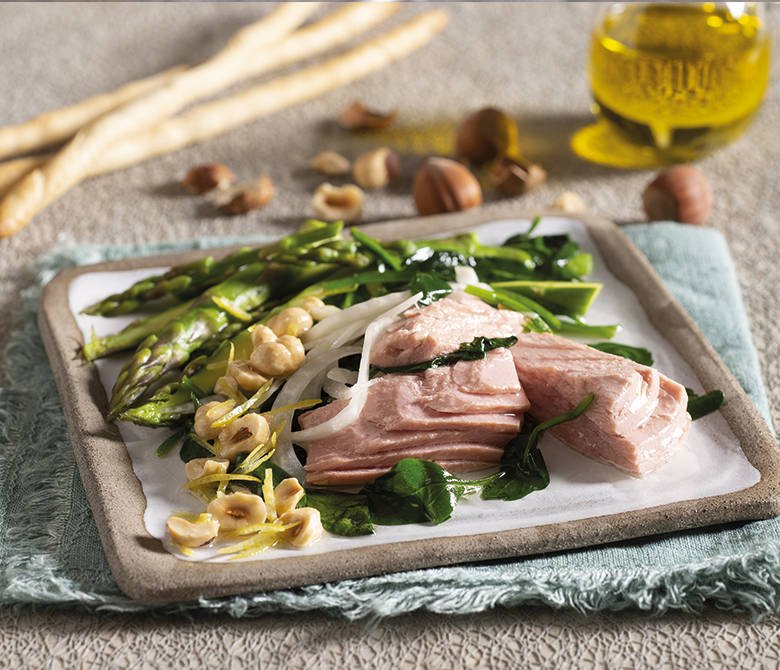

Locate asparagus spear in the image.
[83,220,350,317]
[107,261,336,419]
[82,247,260,316]
[82,300,194,361]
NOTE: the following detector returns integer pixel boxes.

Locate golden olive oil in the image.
[588,3,770,162]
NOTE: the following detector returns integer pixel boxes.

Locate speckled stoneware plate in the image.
[39,209,780,603]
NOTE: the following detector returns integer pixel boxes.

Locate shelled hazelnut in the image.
[310,151,351,177]
[352,147,400,189]
[312,183,364,222]
[412,157,482,216]
[642,166,712,226]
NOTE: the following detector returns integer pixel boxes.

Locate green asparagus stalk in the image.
[108,260,337,420]
[83,220,350,317]
[82,246,260,317]
[82,300,194,362]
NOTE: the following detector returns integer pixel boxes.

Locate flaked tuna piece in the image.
[511,332,691,476]
[511,333,660,433]
[308,443,505,478]
[299,350,525,486]
[309,460,501,487]
[371,291,526,367]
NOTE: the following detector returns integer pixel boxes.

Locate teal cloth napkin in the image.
[1,223,777,620]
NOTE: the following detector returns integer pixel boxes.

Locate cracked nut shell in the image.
[218,175,274,215]
[412,157,482,216]
[489,157,547,196]
[181,163,235,194]
[338,101,397,131]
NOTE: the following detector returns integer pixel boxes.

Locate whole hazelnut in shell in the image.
[413,157,483,216]
[642,165,712,226]
[455,107,519,165]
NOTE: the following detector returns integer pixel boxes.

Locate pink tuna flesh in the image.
[299,350,525,486]
[511,333,691,477]
[371,291,526,367]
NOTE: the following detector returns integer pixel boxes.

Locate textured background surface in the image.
[0,2,778,667]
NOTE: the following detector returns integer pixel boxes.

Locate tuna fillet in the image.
[300,350,526,486]
[371,291,526,367]
[511,333,691,476]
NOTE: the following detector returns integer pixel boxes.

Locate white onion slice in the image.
[302,291,410,349]
[269,345,361,481]
[290,291,422,444]
[454,265,480,286]
[327,368,358,384]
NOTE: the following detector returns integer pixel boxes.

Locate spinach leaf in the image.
[409,271,452,306]
[304,491,374,536]
[481,393,595,500]
[244,461,292,488]
[501,218,593,281]
[591,342,654,366]
[179,433,213,462]
[365,459,457,525]
[685,388,725,420]
[371,335,518,375]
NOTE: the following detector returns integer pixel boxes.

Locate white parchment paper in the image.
[68,217,760,562]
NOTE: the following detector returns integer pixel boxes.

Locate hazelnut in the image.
[217,175,274,215]
[455,107,519,165]
[489,156,547,197]
[550,191,587,214]
[310,151,351,177]
[338,101,397,131]
[181,163,235,194]
[311,183,364,222]
[352,147,400,189]
[412,157,482,216]
[642,165,712,226]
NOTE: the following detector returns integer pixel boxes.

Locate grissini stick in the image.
[0,66,185,161]
[0,10,448,231]
[0,1,323,237]
[0,3,401,197]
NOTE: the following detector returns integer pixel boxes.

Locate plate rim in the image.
[38,208,780,603]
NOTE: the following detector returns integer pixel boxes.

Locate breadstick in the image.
[0,1,320,238]
[0,3,403,205]
[93,11,450,174]
[0,66,186,161]
[0,156,43,194]
[0,11,449,217]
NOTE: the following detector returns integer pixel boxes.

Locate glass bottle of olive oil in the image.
[572,3,770,168]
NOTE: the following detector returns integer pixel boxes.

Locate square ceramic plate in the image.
[39,209,780,603]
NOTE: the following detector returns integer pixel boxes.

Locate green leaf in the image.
[364,459,456,525]
[371,335,518,376]
[482,393,595,501]
[179,434,213,462]
[409,272,452,307]
[685,388,725,420]
[591,342,654,366]
[304,491,374,536]
[156,427,187,458]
